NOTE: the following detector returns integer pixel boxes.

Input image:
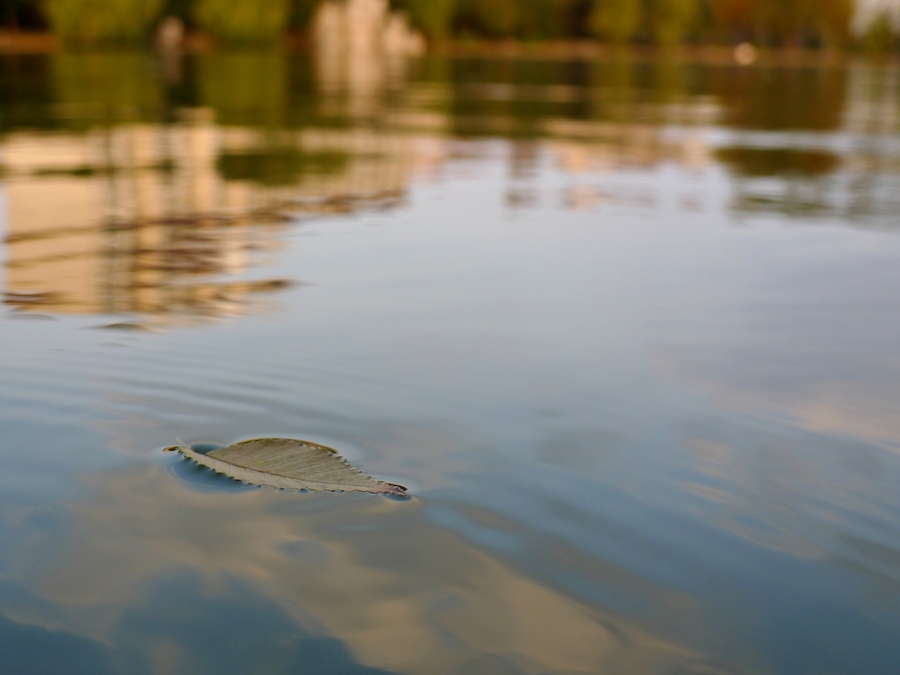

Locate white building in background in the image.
[854,0,900,34]
[312,0,426,116]
[313,0,425,58]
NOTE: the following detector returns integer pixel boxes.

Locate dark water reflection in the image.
[0,50,899,674]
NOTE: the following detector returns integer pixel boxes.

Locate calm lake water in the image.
[0,50,899,674]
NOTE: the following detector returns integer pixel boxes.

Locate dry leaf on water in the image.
[165,438,408,497]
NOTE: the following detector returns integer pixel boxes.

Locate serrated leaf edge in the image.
[167,441,408,497]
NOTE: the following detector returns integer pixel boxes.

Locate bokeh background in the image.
[0,2,899,675]
[0,0,897,51]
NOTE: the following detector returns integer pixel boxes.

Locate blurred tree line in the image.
[403,0,862,48]
[0,0,895,51]
[0,0,318,42]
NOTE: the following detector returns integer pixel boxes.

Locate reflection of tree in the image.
[724,162,900,228]
[720,64,900,228]
[586,58,709,125]
[197,52,288,127]
[728,179,839,219]
[587,57,636,122]
[3,194,293,320]
[217,147,349,185]
[707,65,847,131]
[52,52,164,128]
[0,56,58,133]
[0,118,415,323]
[2,48,898,298]
[719,146,846,219]
[716,147,841,176]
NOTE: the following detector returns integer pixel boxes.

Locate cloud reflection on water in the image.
[1,461,739,675]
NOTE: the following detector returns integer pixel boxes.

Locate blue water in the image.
[0,53,899,674]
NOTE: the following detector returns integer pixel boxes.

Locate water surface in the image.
[1,52,899,674]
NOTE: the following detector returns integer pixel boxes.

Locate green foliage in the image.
[589,0,641,43]
[21,0,866,49]
[193,0,290,43]
[515,0,577,39]
[398,0,456,39]
[455,0,518,37]
[44,0,164,43]
[459,0,584,39]
[647,0,698,45]
[862,13,899,52]
[708,0,853,47]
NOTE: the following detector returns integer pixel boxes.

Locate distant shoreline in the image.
[0,30,896,67]
[439,40,859,66]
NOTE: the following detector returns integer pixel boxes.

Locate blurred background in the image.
[0,0,896,52]
[0,2,899,675]
[1,1,898,324]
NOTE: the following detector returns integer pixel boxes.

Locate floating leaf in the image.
[165,438,408,497]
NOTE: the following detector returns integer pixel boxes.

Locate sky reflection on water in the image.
[0,51,899,674]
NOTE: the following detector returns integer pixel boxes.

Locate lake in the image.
[0,50,899,674]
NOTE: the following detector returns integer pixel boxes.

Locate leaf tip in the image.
[384,483,410,498]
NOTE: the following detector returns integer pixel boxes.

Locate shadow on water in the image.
[163,443,259,494]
